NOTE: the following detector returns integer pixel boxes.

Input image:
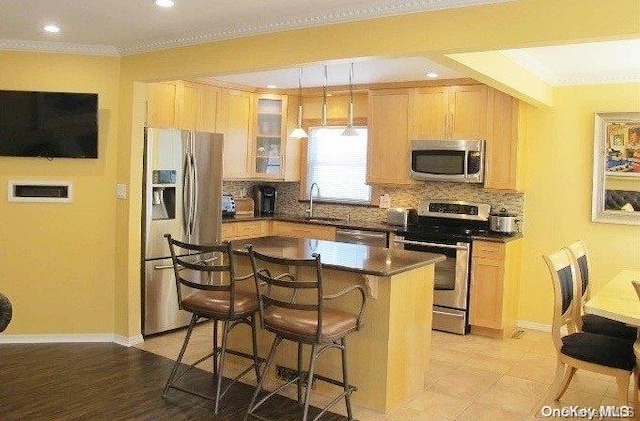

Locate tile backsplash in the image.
[224,181,525,228]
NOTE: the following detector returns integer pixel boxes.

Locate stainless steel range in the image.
[391,200,491,335]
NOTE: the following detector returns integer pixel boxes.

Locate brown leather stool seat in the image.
[264,307,358,344]
[164,235,262,415]
[183,290,259,319]
[244,246,366,421]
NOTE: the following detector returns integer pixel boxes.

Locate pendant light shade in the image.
[341,63,358,136]
[289,67,308,139]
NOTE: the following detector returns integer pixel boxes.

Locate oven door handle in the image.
[393,239,469,251]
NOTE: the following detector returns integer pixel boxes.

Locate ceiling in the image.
[1,0,638,87]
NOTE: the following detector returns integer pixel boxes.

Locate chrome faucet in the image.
[307,182,320,218]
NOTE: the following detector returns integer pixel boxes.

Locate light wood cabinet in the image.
[271,221,336,241]
[221,220,270,240]
[366,89,412,185]
[484,89,528,191]
[147,82,177,128]
[469,239,522,338]
[217,89,254,180]
[146,81,218,132]
[410,85,487,140]
[250,94,288,179]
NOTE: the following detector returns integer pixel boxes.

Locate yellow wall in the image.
[520,84,640,324]
[2,0,639,336]
[0,51,120,334]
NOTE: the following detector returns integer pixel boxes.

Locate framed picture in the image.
[592,112,640,225]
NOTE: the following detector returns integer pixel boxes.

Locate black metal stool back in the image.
[249,248,327,343]
[167,235,239,317]
[164,234,261,415]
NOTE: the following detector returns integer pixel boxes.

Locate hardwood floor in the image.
[0,343,350,421]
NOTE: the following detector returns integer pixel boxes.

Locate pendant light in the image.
[321,65,328,127]
[341,63,358,136]
[289,67,308,139]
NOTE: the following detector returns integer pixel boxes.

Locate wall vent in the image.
[8,180,73,203]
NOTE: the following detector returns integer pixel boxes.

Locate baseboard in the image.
[517,320,552,332]
[113,334,144,347]
[0,333,144,346]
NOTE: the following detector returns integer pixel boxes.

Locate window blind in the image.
[306,126,371,202]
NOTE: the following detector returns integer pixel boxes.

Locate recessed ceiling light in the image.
[426,71,439,78]
[43,24,60,33]
[266,84,277,89]
[155,0,175,7]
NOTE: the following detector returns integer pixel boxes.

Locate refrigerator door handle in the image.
[182,148,191,237]
[190,134,199,237]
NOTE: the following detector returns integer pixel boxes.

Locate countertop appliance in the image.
[391,200,491,335]
[222,194,236,218]
[489,208,519,234]
[142,128,224,336]
[410,139,485,183]
[254,185,277,216]
[386,208,417,228]
[335,228,388,248]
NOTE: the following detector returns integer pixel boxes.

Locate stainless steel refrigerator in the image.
[142,128,223,336]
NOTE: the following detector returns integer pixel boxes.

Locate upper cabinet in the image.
[146,81,218,132]
[484,88,528,191]
[410,85,487,140]
[217,88,254,180]
[367,89,412,185]
[250,94,288,180]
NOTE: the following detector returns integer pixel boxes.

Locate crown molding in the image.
[502,50,640,86]
[0,0,510,57]
[0,39,119,56]
[501,50,556,84]
[117,0,513,55]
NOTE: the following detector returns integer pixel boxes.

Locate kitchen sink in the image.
[304,216,345,222]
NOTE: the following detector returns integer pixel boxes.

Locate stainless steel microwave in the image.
[410,139,485,183]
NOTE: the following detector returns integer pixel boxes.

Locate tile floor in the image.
[136,324,636,421]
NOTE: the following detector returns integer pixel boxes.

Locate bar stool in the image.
[164,234,261,414]
[244,245,366,421]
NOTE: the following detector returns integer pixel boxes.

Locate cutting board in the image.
[234,197,255,217]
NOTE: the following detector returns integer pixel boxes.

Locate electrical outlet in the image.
[115,183,128,200]
[276,365,316,389]
[379,194,391,209]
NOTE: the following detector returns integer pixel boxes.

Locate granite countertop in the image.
[223,213,398,233]
[230,235,445,277]
[223,214,523,242]
[472,232,523,243]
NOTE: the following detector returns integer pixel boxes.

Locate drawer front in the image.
[472,241,505,259]
[221,223,237,240]
[272,222,336,240]
[236,221,268,238]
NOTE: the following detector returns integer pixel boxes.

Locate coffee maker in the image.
[254,185,277,216]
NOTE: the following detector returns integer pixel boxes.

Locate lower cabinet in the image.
[221,220,270,241]
[469,239,522,337]
[271,221,336,241]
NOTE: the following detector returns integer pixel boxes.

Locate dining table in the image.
[584,269,640,328]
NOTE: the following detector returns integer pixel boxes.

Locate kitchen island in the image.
[227,236,445,413]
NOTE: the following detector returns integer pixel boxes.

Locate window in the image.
[306,126,371,203]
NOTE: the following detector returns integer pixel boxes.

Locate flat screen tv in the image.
[0,90,98,158]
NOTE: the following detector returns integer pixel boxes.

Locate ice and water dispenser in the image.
[151,170,176,220]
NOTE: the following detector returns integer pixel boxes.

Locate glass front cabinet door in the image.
[252,94,288,179]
